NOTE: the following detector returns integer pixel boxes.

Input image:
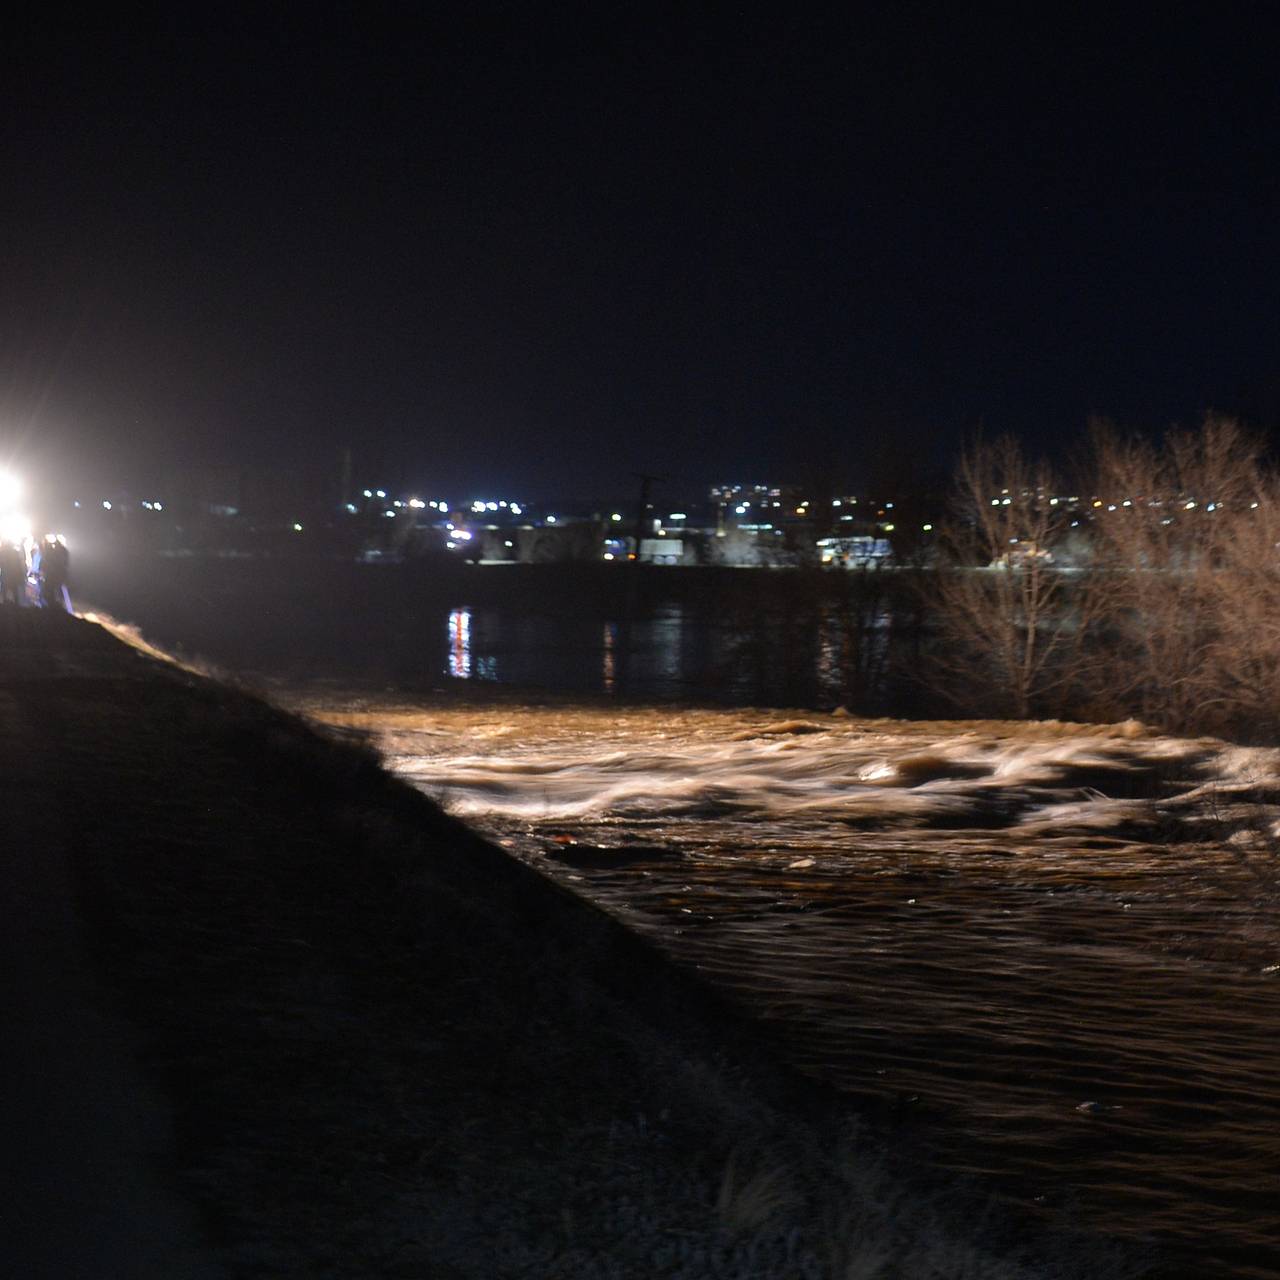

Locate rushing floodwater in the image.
[289,693,1280,1278]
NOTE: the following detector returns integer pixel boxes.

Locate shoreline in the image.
[1,611,1141,1277]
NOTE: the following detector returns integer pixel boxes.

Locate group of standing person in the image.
[0,535,70,609]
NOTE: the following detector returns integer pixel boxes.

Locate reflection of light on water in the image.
[816,602,892,700]
[648,606,683,686]
[817,612,840,691]
[602,621,617,693]
[447,607,471,678]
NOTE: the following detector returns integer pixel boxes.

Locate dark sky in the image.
[2,7,1278,501]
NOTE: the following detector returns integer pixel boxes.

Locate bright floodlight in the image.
[1,513,31,545]
[0,471,21,508]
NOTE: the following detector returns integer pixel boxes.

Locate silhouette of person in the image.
[0,540,27,605]
[41,535,70,610]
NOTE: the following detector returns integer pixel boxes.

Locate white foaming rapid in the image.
[296,698,1280,848]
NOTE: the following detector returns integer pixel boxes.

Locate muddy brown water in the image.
[286,695,1280,1278]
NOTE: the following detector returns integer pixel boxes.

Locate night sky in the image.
[3,8,1278,501]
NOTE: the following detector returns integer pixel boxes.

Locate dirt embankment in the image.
[0,611,1136,1278]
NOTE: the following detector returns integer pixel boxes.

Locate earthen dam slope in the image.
[0,610,1132,1279]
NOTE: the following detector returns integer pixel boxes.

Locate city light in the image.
[46,466,1245,576]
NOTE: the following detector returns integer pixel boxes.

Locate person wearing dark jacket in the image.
[0,541,27,605]
[41,535,70,609]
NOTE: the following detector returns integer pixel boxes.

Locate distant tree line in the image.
[921,416,1280,739]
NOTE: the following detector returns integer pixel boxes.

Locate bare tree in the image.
[1192,430,1280,738]
[923,417,1280,737]
[1207,495,1280,737]
[927,437,1088,718]
[1086,416,1275,734]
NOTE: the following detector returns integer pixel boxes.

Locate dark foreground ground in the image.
[0,610,1140,1278]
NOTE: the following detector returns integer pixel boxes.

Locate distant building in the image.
[816,535,893,567]
[638,537,684,564]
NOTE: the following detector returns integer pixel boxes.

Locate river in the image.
[286,693,1280,1279]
